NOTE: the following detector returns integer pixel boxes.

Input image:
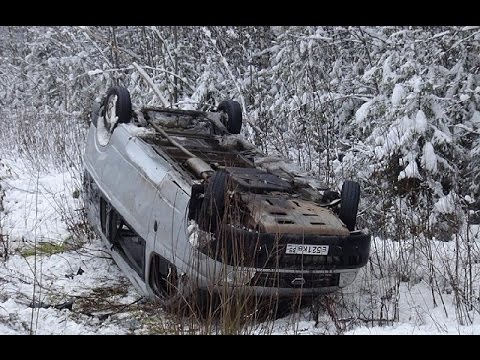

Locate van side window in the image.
[105,204,146,280]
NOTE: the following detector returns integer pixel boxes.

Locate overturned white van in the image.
[83,86,371,306]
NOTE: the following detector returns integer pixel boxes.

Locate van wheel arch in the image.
[149,253,179,302]
[149,253,203,312]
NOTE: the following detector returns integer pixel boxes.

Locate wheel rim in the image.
[104,95,118,132]
[219,110,228,128]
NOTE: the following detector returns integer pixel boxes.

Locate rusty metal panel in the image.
[241,193,350,236]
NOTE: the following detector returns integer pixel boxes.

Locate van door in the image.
[106,206,147,279]
[150,173,191,265]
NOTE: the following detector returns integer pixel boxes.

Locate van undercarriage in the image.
[83,86,371,302]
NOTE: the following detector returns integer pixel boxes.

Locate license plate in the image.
[285,244,329,255]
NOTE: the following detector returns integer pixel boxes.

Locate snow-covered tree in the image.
[1,26,479,240]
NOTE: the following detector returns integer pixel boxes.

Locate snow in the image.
[411,75,423,93]
[253,154,330,190]
[354,100,372,123]
[432,126,452,144]
[262,260,480,335]
[0,159,77,247]
[0,159,146,334]
[362,67,378,82]
[470,110,480,125]
[449,60,464,75]
[415,109,428,134]
[121,123,155,137]
[422,141,438,173]
[433,193,457,214]
[2,152,480,334]
[430,100,445,121]
[382,55,393,81]
[87,69,103,76]
[383,127,401,154]
[398,153,422,181]
[399,114,414,134]
[391,84,405,107]
[0,248,136,334]
[431,30,451,39]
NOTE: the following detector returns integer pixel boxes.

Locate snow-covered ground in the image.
[1,157,480,334]
[0,158,144,334]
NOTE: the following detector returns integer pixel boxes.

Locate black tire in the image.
[217,100,242,134]
[200,170,228,233]
[338,180,360,231]
[102,86,132,132]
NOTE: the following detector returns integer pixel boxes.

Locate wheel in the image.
[338,180,360,231]
[101,86,132,132]
[149,254,203,314]
[217,100,242,134]
[149,255,184,309]
[199,170,228,233]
